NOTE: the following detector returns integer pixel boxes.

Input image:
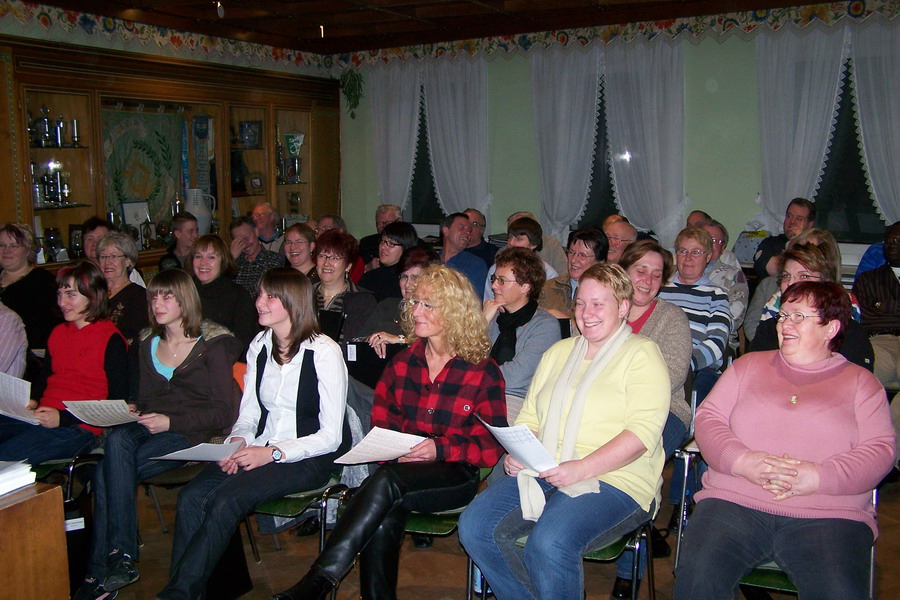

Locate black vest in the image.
[254,345,322,439]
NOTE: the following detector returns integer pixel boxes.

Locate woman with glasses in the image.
[0,222,62,353]
[96,231,149,345]
[675,282,893,599]
[283,223,317,280]
[0,261,127,464]
[313,230,376,342]
[539,226,609,320]
[750,243,873,369]
[273,264,507,600]
[359,221,419,302]
[483,247,560,423]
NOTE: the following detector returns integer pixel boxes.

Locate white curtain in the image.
[422,58,492,221]
[753,26,848,233]
[605,39,685,249]
[852,19,900,225]
[530,44,603,242]
[367,61,422,211]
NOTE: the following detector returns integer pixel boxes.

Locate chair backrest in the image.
[233,362,247,392]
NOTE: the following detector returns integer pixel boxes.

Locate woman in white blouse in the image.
[158,268,350,599]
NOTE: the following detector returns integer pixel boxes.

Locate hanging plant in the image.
[340,69,364,119]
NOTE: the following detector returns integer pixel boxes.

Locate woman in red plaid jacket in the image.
[274,264,507,600]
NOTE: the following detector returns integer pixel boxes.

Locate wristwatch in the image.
[271,447,284,462]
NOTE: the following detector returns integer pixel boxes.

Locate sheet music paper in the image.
[0,372,37,425]
[151,441,243,461]
[335,427,426,464]
[63,400,140,427]
[476,415,558,472]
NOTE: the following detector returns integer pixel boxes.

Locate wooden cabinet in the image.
[0,37,340,251]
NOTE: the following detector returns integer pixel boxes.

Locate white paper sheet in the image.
[63,400,140,427]
[476,415,558,473]
[335,427,426,464]
[0,372,36,425]
[151,441,244,461]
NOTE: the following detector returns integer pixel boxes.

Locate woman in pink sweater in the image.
[674,281,894,599]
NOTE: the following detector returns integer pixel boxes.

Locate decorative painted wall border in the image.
[0,1,895,74]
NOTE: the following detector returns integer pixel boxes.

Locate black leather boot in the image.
[358,507,407,600]
[275,469,405,598]
[270,565,337,600]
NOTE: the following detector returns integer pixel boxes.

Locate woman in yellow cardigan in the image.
[459,262,670,600]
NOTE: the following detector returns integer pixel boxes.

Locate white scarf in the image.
[516,321,632,521]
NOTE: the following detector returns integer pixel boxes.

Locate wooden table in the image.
[0,483,70,599]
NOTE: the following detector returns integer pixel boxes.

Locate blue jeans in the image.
[159,455,335,599]
[0,415,96,463]
[674,499,873,600]
[86,422,189,579]
[459,476,650,600]
[615,410,687,579]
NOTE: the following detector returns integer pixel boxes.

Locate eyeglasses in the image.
[676,249,708,257]
[606,236,636,245]
[407,298,437,312]
[283,239,309,247]
[490,275,519,286]
[566,249,594,260]
[470,222,485,228]
[710,237,725,245]
[399,273,420,282]
[0,243,23,250]
[98,254,125,261]
[379,239,401,249]
[777,273,821,284]
[776,311,820,324]
[317,254,344,262]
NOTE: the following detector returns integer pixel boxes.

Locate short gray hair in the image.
[97,231,138,267]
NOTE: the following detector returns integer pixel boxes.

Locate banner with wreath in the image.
[101,110,182,221]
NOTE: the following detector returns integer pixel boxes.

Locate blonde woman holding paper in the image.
[459,262,670,600]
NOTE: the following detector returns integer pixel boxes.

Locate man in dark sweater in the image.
[229,217,285,297]
[753,198,816,278]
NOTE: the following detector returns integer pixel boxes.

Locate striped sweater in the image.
[659,275,732,372]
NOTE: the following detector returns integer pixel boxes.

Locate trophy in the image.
[54,115,66,148]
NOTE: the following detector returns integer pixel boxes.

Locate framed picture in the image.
[239,120,262,149]
[120,201,150,226]
[245,171,265,195]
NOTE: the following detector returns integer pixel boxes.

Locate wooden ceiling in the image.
[42,1,810,55]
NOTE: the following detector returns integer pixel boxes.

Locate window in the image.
[405,96,444,226]
[814,61,886,245]
[575,76,619,230]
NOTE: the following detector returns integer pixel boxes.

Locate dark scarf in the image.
[490,299,538,365]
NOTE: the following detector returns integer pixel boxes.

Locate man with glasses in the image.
[463,208,498,268]
[602,218,638,264]
[753,198,816,277]
[229,217,285,296]
[699,219,748,349]
[538,226,609,319]
[252,202,283,253]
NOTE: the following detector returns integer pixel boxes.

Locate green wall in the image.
[341,37,762,244]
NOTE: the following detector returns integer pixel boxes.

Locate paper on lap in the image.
[151,442,243,461]
[63,400,140,427]
[335,427,426,464]
[475,415,558,472]
[0,372,36,425]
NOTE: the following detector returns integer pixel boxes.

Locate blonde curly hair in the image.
[400,264,491,364]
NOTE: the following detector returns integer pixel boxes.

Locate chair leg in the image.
[644,523,656,600]
[244,517,261,563]
[146,483,169,533]
[673,451,694,570]
[272,533,281,551]
[465,556,472,600]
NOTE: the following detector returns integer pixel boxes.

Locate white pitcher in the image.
[184,188,216,234]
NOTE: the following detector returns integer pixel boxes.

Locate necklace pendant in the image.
[789,394,798,405]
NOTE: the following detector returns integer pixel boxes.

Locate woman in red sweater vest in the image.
[0,261,127,463]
